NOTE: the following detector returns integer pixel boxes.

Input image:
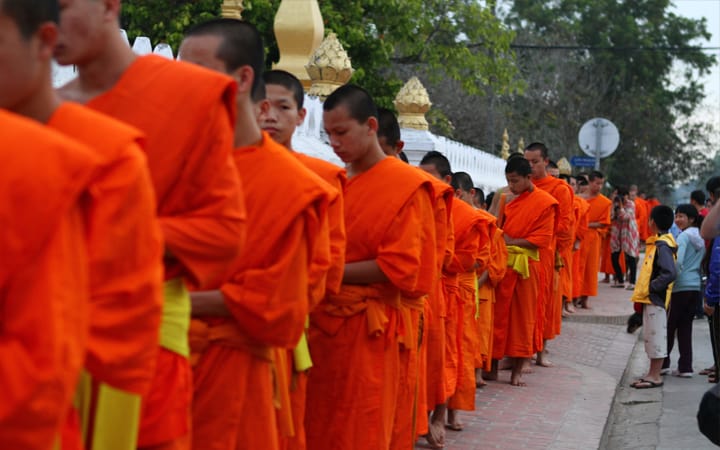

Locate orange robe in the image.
[493,189,558,359]
[49,103,164,394]
[579,195,612,297]
[635,197,650,241]
[533,176,574,342]
[448,203,490,411]
[571,197,590,299]
[475,219,507,372]
[307,157,435,450]
[418,179,454,435]
[279,153,347,450]
[0,111,99,449]
[190,133,331,450]
[85,55,246,447]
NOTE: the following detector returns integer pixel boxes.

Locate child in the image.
[630,205,677,389]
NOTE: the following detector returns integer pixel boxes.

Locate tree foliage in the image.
[121,0,521,113]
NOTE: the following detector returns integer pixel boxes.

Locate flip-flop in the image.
[700,367,716,376]
[631,378,663,389]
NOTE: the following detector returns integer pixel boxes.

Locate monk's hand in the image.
[573,239,581,251]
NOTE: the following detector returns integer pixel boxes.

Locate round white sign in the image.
[578,118,620,158]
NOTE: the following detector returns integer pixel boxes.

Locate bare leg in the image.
[475,368,487,387]
[446,408,464,431]
[510,357,528,386]
[425,403,446,448]
[521,358,534,374]
[632,358,665,387]
[578,296,591,309]
[563,297,575,314]
[498,357,513,370]
[536,340,554,367]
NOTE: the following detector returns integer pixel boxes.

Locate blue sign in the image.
[570,156,596,167]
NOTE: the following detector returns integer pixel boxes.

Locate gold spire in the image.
[220,0,244,19]
[517,137,525,153]
[501,129,510,160]
[306,33,353,100]
[273,0,325,89]
[394,77,431,131]
[557,157,572,175]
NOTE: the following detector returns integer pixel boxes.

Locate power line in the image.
[510,44,720,52]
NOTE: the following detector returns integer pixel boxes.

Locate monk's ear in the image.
[296,107,307,126]
[232,66,255,97]
[102,0,121,21]
[395,139,405,153]
[366,116,379,134]
[36,23,58,60]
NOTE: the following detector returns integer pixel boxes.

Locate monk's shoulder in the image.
[530,187,559,208]
[294,152,346,188]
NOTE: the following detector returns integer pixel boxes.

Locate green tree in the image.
[502,0,716,197]
[121,0,521,115]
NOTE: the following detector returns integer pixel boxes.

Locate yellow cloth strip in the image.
[160,278,191,357]
[90,384,141,450]
[293,318,313,372]
[506,245,539,279]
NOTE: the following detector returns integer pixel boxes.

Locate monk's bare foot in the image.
[521,359,534,374]
[536,357,554,367]
[564,303,576,314]
[446,409,464,431]
[426,406,446,448]
[511,357,528,386]
[498,357,513,370]
[510,377,527,387]
[475,370,487,387]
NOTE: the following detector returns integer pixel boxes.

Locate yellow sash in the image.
[506,245,539,279]
[292,318,313,372]
[160,278,191,357]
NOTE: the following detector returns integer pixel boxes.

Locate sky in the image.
[671,0,720,136]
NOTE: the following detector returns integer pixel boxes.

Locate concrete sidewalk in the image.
[415,276,717,449]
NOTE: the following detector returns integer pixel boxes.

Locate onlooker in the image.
[610,186,640,289]
[700,176,720,383]
[630,205,677,389]
[662,204,705,377]
[691,189,710,218]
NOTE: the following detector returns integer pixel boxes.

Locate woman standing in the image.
[610,186,640,289]
[662,204,706,377]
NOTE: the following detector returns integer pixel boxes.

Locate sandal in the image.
[631,378,664,389]
[700,366,716,376]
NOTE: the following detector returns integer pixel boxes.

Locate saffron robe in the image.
[635,197,650,241]
[448,203,490,411]
[279,152,346,450]
[0,111,100,450]
[579,195,612,297]
[83,55,246,446]
[191,133,331,450]
[493,189,558,359]
[307,157,435,450]
[533,176,574,341]
[572,197,590,299]
[475,223,507,371]
[49,102,164,395]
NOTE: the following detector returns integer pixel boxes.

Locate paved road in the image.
[415,278,719,449]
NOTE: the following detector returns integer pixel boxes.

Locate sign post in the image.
[578,118,620,170]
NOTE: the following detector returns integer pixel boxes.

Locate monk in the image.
[178,20,333,450]
[571,176,591,305]
[418,151,458,449]
[376,108,439,450]
[55,2,247,448]
[306,85,436,450]
[0,3,165,448]
[446,172,492,430]
[577,171,612,309]
[491,156,558,386]
[524,143,574,366]
[259,69,346,450]
[0,110,100,450]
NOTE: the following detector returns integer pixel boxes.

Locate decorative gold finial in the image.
[501,129,510,160]
[394,77,432,131]
[518,137,525,153]
[306,33,353,100]
[221,0,244,19]
[274,0,324,89]
[558,157,572,175]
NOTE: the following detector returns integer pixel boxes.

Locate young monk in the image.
[0,110,99,450]
[178,20,333,450]
[630,184,650,242]
[524,143,574,366]
[259,69,346,450]
[54,2,247,448]
[418,151,458,449]
[306,85,436,450]
[446,171,492,430]
[576,171,612,309]
[491,155,558,386]
[0,4,165,448]
[376,108,439,450]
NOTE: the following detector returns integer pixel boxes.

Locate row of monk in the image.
[0,1,617,449]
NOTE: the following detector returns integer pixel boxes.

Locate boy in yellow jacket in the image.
[630,205,677,389]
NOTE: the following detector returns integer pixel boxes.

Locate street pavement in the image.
[416,276,719,450]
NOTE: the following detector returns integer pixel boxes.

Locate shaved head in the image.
[0,0,58,39]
